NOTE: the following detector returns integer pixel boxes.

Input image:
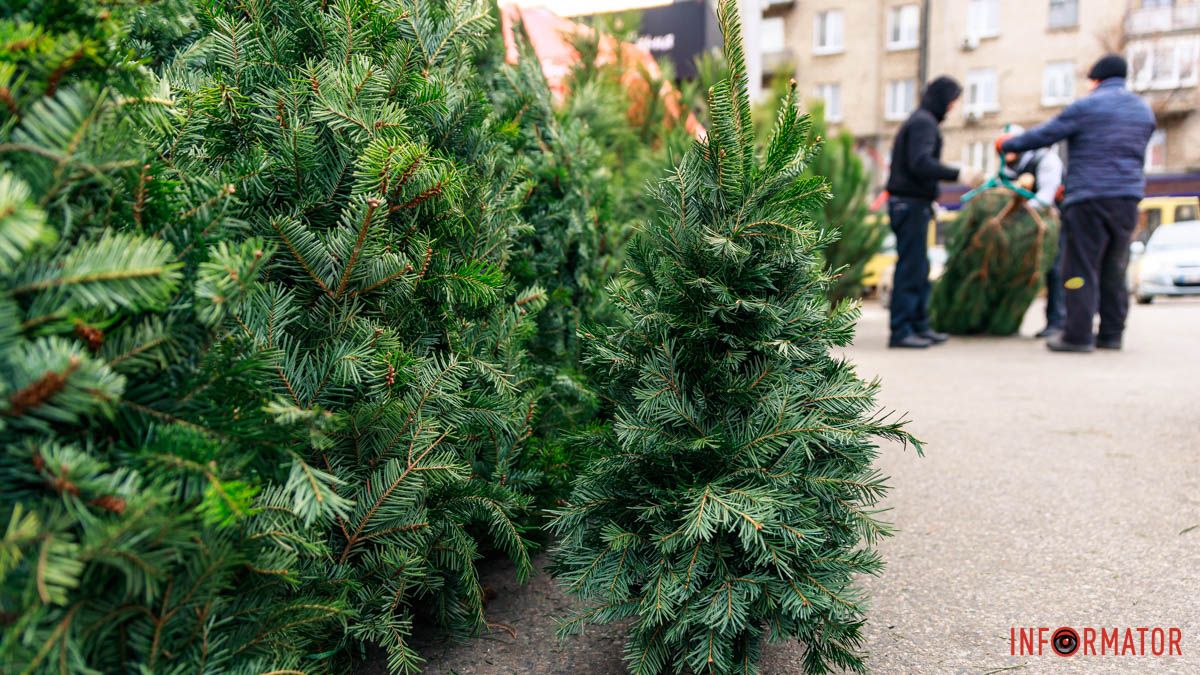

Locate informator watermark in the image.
[1010,626,1183,657]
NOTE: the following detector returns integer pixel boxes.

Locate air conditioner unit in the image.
[961,35,980,51]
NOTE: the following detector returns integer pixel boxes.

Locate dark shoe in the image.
[917,329,949,344]
[1034,325,1063,338]
[1096,338,1122,350]
[889,334,933,349]
[1046,335,1094,353]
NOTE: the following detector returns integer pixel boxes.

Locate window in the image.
[814,83,843,122]
[1048,0,1079,29]
[1145,129,1166,173]
[965,68,999,115]
[967,0,1000,38]
[813,10,844,54]
[1042,61,1075,105]
[884,79,917,121]
[1176,204,1198,221]
[1128,37,1199,90]
[887,4,920,50]
[761,17,786,54]
[966,140,992,174]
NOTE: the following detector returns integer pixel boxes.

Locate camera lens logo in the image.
[1052,627,1080,657]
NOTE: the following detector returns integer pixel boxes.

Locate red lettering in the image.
[1010,627,1015,655]
[1020,627,1034,656]
[1137,627,1149,655]
[1169,627,1182,655]
[1083,627,1096,655]
[1123,628,1136,655]
[1101,628,1119,654]
[1038,627,1049,656]
[1151,628,1165,656]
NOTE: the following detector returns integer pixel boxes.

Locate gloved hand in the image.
[994,133,1014,155]
[959,167,985,188]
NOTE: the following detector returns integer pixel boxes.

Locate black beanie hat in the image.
[1088,54,1127,81]
[920,76,962,122]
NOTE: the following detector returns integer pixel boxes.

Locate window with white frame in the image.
[1128,37,1200,90]
[965,68,999,115]
[1042,61,1075,105]
[1145,129,1167,173]
[1048,0,1078,29]
[813,10,844,54]
[814,83,843,122]
[761,17,786,54]
[887,4,921,50]
[966,140,991,174]
[967,0,1000,39]
[884,79,917,121]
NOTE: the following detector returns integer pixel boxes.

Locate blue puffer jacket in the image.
[1002,78,1155,207]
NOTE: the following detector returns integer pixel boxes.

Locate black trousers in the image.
[888,196,932,340]
[1060,198,1139,346]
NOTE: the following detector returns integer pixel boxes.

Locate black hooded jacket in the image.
[886,77,963,201]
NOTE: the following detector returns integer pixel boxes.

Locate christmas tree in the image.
[802,102,885,304]
[930,190,1059,335]
[549,3,920,673]
[1,2,349,672]
[163,0,543,670]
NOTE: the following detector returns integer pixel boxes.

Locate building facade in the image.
[761,0,1200,196]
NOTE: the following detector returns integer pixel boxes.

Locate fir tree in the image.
[1,2,350,672]
[549,3,920,674]
[802,102,885,304]
[166,0,541,670]
[930,190,1059,335]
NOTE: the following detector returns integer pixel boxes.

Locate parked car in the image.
[1136,195,1200,244]
[1130,220,1200,304]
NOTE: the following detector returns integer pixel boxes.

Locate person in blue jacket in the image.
[998,55,1155,352]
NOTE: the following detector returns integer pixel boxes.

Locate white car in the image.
[1131,220,1200,304]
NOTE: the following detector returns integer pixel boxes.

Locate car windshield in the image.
[1148,223,1200,251]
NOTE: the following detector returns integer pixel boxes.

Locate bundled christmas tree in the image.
[549,3,920,673]
[930,190,1059,335]
[802,102,885,304]
[167,0,543,670]
[1,2,350,672]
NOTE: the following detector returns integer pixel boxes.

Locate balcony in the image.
[1126,4,1200,36]
[762,48,794,75]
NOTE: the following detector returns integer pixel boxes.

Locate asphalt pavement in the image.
[419,297,1200,675]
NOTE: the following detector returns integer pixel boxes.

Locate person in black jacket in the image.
[885,76,983,348]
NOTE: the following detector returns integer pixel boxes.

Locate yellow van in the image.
[1136,196,1199,243]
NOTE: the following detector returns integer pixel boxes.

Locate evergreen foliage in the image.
[549,4,920,674]
[162,0,548,670]
[484,28,606,499]
[930,191,1059,335]
[801,102,885,304]
[1,2,351,672]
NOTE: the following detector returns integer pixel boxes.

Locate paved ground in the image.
[417,297,1200,674]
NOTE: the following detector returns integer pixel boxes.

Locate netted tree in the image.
[930,190,1059,335]
[549,3,920,674]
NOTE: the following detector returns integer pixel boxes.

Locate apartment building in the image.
[762,0,1200,194]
